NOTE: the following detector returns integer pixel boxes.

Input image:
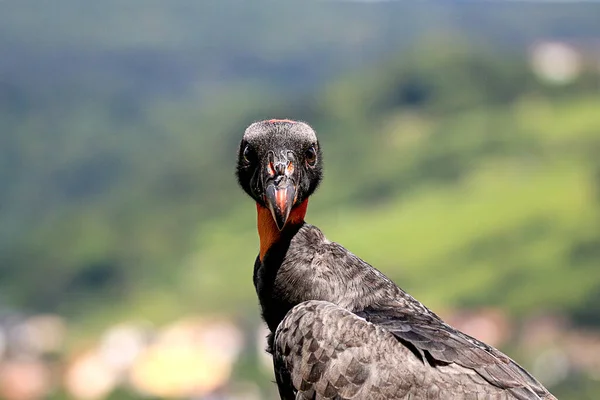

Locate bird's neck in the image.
[257,199,309,261]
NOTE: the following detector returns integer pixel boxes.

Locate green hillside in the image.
[187,61,600,323]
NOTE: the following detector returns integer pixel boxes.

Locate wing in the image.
[357,306,556,400]
[274,300,537,400]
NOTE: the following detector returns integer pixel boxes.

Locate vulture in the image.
[235,119,556,399]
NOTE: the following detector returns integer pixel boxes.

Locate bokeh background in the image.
[2,1,600,399]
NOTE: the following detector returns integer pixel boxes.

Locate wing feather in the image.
[274,300,535,400]
[359,307,556,400]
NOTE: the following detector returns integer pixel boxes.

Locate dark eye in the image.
[243,145,255,163]
[305,145,317,166]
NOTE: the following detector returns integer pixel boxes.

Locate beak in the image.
[263,151,298,230]
[265,178,297,231]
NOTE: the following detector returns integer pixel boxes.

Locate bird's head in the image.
[236,119,323,231]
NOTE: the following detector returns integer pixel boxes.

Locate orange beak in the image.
[265,180,296,231]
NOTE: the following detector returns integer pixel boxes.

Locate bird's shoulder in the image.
[285,223,434,313]
[274,300,556,400]
[274,300,437,399]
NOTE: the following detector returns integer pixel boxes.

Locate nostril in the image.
[275,163,286,175]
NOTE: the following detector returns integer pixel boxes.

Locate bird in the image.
[236,119,556,400]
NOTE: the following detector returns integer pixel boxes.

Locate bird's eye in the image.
[305,145,317,166]
[243,145,255,163]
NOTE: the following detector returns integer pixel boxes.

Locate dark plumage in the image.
[236,119,556,400]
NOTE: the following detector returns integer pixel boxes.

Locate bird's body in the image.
[237,120,556,399]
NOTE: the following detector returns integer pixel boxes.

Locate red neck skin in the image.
[257,199,309,261]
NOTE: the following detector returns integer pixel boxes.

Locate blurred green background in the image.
[1,1,600,399]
